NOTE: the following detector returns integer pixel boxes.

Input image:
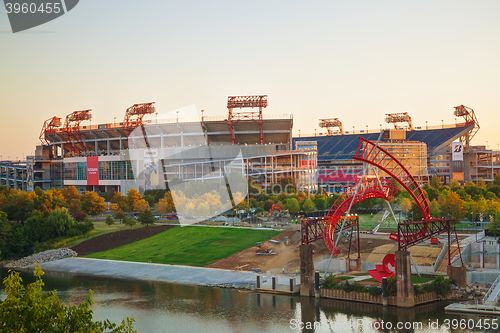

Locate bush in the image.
[343,281,367,293]
[322,275,339,290]
[414,284,426,296]
[123,216,136,227]
[105,214,115,227]
[0,263,136,332]
[368,286,382,296]
[387,276,397,296]
[424,275,452,296]
[73,211,88,222]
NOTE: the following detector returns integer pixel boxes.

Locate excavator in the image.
[268,204,289,221]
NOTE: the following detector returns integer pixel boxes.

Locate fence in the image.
[320,289,439,305]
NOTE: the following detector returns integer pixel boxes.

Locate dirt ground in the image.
[71,225,176,255]
[205,228,398,274]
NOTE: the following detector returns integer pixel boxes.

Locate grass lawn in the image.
[86,226,282,266]
[351,272,369,276]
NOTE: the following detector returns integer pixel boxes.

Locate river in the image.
[0,267,498,332]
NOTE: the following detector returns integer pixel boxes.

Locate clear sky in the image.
[1,0,499,159]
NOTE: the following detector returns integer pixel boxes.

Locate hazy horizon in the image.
[1,0,499,159]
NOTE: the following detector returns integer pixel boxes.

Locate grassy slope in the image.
[86,226,281,266]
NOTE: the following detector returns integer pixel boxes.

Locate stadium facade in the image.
[1,100,498,194]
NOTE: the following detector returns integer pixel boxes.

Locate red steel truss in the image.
[122,102,155,148]
[319,118,344,135]
[227,95,268,145]
[61,110,92,153]
[385,112,414,131]
[39,116,62,145]
[353,137,430,219]
[454,104,480,143]
[395,218,463,265]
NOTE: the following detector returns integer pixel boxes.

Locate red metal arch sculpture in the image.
[322,178,399,256]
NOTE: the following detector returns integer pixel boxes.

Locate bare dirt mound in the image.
[71,225,177,256]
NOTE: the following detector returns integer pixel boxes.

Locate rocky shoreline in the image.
[1,248,77,269]
[448,282,492,301]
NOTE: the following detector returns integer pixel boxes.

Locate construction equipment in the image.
[268,204,289,221]
[39,116,62,145]
[283,236,291,245]
[227,95,268,145]
[319,118,344,135]
[255,242,274,255]
[385,112,414,131]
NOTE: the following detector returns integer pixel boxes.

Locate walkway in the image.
[35,257,258,286]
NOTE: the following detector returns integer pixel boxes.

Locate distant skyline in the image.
[1,0,499,159]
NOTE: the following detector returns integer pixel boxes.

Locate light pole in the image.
[426,121,428,130]
[155,112,158,124]
[299,129,301,137]
[366,125,368,133]
[114,117,116,127]
[314,129,317,136]
[176,111,179,123]
[441,120,444,128]
[352,126,355,134]
[201,109,204,122]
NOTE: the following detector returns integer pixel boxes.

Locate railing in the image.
[297,122,471,138]
[321,289,439,305]
[49,114,293,134]
[483,274,500,302]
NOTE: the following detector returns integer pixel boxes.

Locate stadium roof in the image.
[294,125,474,161]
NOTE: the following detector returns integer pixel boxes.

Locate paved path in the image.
[36,257,258,286]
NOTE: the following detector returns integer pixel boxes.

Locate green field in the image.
[87,226,282,266]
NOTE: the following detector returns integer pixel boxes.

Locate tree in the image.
[441,191,468,223]
[80,192,106,216]
[302,198,314,213]
[111,192,130,213]
[139,209,155,226]
[123,215,136,227]
[105,214,115,227]
[430,175,443,189]
[46,208,76,237]
[155,191,175,215]
[286,198,300,215]
[399,197,412,218]
[0,263,136,332]
[133,199,149,214]
[429,199,440,218]
[314,196,326,211]
[115,210,126,224]
[494,173,500,186]
[126,189,144,212]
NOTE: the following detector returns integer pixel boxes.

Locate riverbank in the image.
[18,257,260,289]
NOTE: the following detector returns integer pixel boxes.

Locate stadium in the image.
[0,96,498,194]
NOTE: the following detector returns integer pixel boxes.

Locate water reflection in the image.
[0,268,498,333]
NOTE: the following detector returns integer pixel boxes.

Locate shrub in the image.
[322,275,339,290]
[343,281,367,293]
[73,211,88,222]
[424,275,452,296]
[0,263,136,332]
[368,286,382,296]
[105,214,115,227]
[413,284,426,296]
[387,276,397,296]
